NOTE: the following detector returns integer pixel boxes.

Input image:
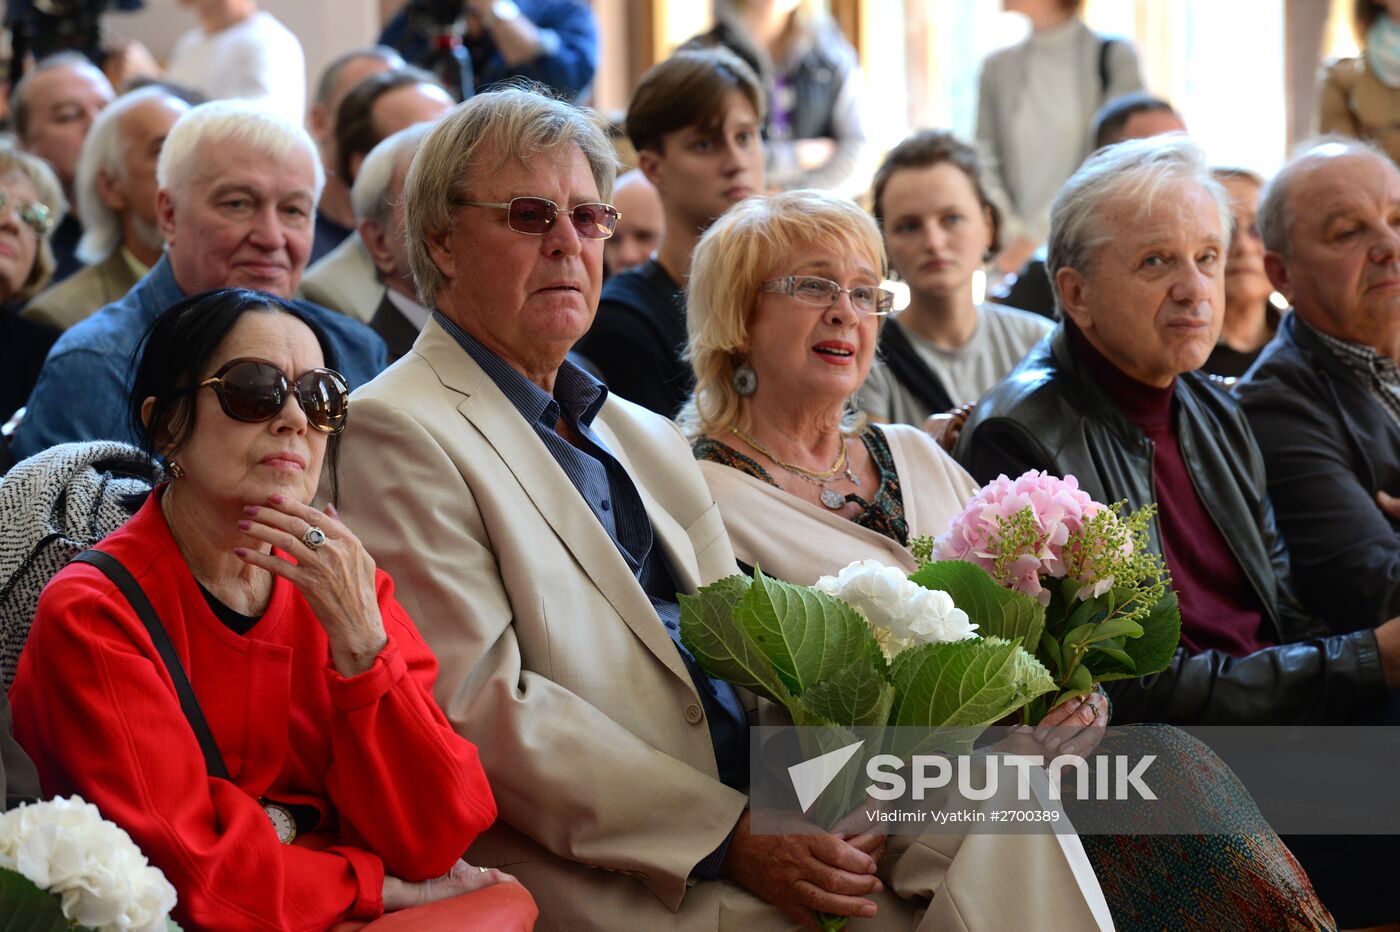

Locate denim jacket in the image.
[12,256,386,461]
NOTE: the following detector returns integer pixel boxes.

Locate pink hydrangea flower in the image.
[933,471,1109,604]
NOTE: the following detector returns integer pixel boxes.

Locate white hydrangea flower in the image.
[0,795,177,932]
[816,560,977,656]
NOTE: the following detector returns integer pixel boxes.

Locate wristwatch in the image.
[262,800,297,845]
[480,0,521,29]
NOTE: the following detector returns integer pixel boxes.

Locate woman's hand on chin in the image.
[234,493,388,676]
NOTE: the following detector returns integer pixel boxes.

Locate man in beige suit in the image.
[335,87,1109,931]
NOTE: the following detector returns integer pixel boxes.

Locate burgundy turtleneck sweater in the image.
[1068,325,1271,657]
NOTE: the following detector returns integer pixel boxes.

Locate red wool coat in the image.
[10,492,497,931]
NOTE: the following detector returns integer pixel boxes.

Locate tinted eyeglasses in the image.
[462,196,621,239]
[0,189,54,236]
[761,275,896,317]
[198,358,350,434]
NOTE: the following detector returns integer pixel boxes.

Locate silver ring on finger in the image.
[302,525,328,550]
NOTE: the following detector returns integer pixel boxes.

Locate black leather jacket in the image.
[954,326,1389,724]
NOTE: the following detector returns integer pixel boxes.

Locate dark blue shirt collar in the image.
[433,310,608,430]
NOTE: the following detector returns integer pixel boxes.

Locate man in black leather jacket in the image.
[1237,138,1400,634]
[956,135,1400,727]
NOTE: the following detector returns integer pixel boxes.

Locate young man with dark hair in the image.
[575,47,765,417]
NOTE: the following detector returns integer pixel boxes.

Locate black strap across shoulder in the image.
[1098,38,1117,100]
[877,319,955,416]
[71,550,231,781]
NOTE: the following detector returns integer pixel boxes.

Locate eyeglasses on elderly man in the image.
[461,195,621,239]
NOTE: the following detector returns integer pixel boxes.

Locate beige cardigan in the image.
[1317,54,1400,168]
[698,423,980,584]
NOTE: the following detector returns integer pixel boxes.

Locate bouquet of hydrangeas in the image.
[922,470,1181,723]
[680,561,1058,932]
[0,795,178,932]
[680,470,1179,929]
[680,561,1056,737]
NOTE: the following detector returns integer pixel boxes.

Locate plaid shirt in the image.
[1301,316,1400,425]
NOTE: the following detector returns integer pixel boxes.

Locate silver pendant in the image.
[845,468,860,487]
[820,488,845,509]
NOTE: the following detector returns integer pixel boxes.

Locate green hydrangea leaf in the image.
[1088,638,1136,670]
[1083,590,1181,682]
[733,567,882,697]
[910,560,1046,651]
[680,574,794,706]
[795,659,895,727]
[1091,617,1145,643]
[888,637,1055,727]
[0,868,70,932]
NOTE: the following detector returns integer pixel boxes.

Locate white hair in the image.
[156,99,325,203]
[1047,135,1232,314]
[351,121,433,225]
[74,87,187,264]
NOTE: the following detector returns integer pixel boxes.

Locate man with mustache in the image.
[1237,139,1400,634]
[575,46,765,418]
[957,135,1400,727]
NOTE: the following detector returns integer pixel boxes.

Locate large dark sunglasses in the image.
[198,358,350,434]
[461,196,621,239]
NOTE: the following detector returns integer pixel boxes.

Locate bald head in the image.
[1260,138,1393,258]
[15,55,115,190]
[1261,138,1400,350]
[606,168,663,275]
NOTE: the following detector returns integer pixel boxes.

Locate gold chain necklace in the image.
[731,427,859,509]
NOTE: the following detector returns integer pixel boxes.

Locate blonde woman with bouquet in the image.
[683,190,1333,931]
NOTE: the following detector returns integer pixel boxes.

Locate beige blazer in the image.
[336,319,756,922]
[1317,55,1400,168]
[336,321,1110,931]
[22,249,142,330]
[298,233,380,323]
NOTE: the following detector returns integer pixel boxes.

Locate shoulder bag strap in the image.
[1098,37,1117,101]
[71,550,231,781]
[877,319,956,415]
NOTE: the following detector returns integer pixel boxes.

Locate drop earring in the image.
[166,459,185,480]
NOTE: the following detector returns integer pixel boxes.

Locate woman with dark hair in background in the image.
[10,289,536,930]
[860,131,1051,430]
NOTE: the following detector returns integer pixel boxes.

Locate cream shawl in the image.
[698,423,981,585]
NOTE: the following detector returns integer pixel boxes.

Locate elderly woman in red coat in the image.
[10,289,537,930]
